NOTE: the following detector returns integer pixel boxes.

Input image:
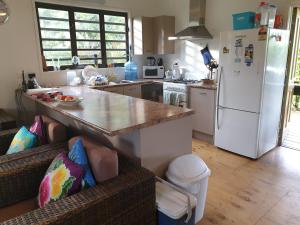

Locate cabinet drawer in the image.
[124,85,141,98]
[105,87,124,95]
[190,88,216,135]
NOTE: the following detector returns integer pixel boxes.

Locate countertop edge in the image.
[109,109,194,136]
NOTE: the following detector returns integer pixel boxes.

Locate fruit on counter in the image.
[49,92,63,99]
[57,95,77,102]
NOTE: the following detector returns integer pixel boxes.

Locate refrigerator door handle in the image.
[217,66,223,130]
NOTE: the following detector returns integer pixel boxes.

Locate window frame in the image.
[35,2,129,71]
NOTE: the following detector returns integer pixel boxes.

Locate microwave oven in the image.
[143,66,164,79]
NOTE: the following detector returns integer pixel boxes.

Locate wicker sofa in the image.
[0,144,156,225]
[0,128,19,155]
[0,142,68,208]
[0,109,17,131]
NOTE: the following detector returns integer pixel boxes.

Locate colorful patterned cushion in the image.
[30,115,48,145]
[68,139,96,188]
[38,153,84,208]
[6,126,37,155]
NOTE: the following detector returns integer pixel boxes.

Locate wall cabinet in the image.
[133,16,175,55]
[133,17,154,54]
[189,88,216,135]
[153,16,175,55]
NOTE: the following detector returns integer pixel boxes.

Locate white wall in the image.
[0,0,294,112]
[0,0,162,111]
[160,0,292,80]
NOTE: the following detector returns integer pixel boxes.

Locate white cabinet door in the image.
[105,86,124,95]
[190,88,216,135]
[123,85,141,98]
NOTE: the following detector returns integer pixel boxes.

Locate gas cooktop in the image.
[164,79,200,85]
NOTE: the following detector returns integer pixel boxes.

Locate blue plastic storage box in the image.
[156,181,197,225]
[232,12,256,30]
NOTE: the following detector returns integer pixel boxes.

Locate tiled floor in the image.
[193,139,300,225]
[282,111,300,151]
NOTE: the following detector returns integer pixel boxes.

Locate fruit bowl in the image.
[56,95,83,107]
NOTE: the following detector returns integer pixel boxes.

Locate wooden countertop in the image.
[90,79,217,90]
[89,79,163,90]
[188,82,217,90]
[24,86,193,136]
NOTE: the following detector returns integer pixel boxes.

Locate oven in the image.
[163,82,188,108]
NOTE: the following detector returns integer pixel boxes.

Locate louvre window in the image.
[36,2,129,71]
[105,15,128,65]
[74,12,102,66]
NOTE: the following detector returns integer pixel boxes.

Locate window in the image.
[36,2,129,71]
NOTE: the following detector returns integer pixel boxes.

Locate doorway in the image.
[280,7,300,151]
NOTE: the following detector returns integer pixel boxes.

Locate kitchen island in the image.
[22,86,194,176]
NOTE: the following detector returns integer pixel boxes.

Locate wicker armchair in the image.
[0,115,67,156]
[0,142,68,208]
[0,148,156,225]
[0,109,17,131]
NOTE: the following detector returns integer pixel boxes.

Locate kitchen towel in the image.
[164,92,171,105]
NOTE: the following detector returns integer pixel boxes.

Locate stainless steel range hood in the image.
[169,0,212,40]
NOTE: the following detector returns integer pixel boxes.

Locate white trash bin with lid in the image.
[166,154,211,223]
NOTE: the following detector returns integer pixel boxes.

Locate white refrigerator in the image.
[214,29,290,159]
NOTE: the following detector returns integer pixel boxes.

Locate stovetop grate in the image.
[164,79,200,84]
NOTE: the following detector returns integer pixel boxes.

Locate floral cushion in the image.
[38,153,84,208]
[6,126,37,155]
[30,115,48,145]
[68,139,96,188]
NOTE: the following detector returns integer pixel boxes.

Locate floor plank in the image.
[282,111,300,150]
[256,191,300,225]
[193,139,300,225]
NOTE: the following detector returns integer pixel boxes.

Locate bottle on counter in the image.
[268,4,277,28]
[125,48,138,81]
[93,54,98,68]
[259,2,269,26]
[172,63,182,80]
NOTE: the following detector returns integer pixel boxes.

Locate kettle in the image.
[165,70,173,80]
[157,58,163,66]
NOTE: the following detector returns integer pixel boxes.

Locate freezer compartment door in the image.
[218,30,266,113]
[215,107,259,158]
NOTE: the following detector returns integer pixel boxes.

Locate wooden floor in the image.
[283,111,300,151]
[193,140,300,225]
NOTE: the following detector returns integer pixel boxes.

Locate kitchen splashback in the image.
[161,41,217,81]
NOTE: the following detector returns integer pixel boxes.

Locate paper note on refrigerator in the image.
[245,44,254,67]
